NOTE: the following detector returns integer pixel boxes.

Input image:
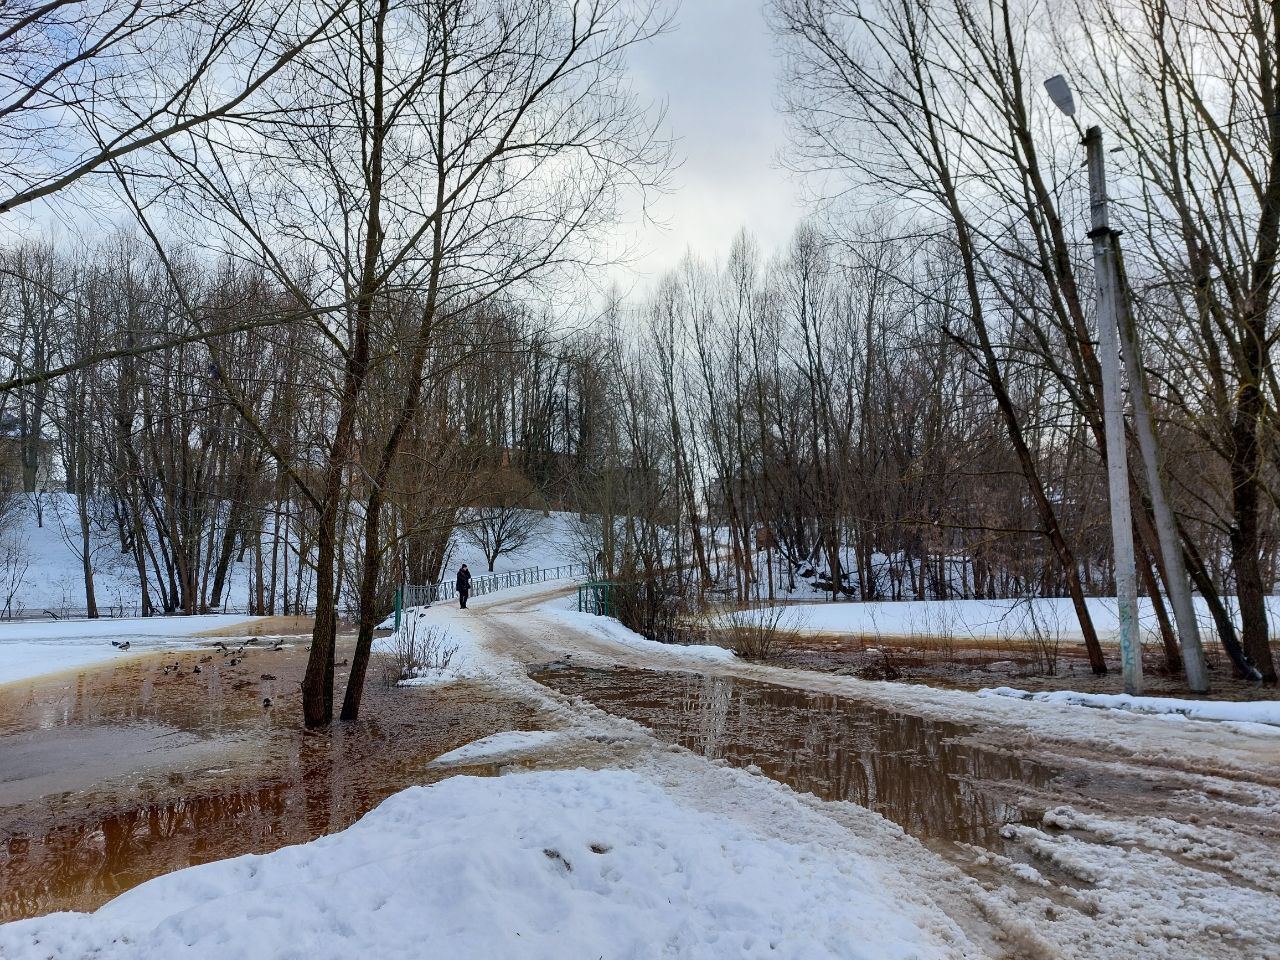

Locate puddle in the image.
[0,647,539,921]
[530,665,1058,849]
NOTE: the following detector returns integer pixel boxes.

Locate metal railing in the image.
[395,562,591,627]
[577,581,620,617]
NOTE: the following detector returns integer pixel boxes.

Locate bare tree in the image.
[461,472,546,572]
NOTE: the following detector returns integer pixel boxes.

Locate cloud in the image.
[609,0,805,286]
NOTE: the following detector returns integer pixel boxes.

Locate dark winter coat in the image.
[456,568,472,593]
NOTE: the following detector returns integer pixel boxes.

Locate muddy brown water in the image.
[0,645,539,922]
[531,664,1058,849]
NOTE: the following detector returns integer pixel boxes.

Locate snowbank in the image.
[0,614,259,686]
[979,687,1280,730]
[429,730,569,766]
[740,595,1280,642]
[538,604,736,663]
[374,598,507,686]
[0,769,953,960]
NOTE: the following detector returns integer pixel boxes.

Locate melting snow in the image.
[0,769,961,960]
[979,687,1280,730]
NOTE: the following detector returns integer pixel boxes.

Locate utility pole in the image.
[1084,125,1143,696]
[1113,248,1210,692]
[1048,75,1200,694]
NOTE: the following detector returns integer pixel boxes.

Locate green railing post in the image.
[393,586,403,631]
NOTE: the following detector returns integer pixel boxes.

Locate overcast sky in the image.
[608,0,806,289]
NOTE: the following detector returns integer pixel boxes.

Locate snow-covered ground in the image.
[7,542,1280,958]
[739,594,1280,643]
[980,686,1280,731]
[538,599,737,663]
[1,583,982,959]
[0,767,971,960]
[0,614,259,686]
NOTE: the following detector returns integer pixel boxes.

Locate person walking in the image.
[456,564,472,610]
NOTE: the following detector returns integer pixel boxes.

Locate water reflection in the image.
[532,666,1057,847]
[0,649,538,921]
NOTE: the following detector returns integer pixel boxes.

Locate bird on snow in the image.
[113,641,131,651]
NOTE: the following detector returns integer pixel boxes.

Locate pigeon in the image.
[199,655,213,663]
[193,665,202,674]
[270,640,284,651]
[113,641,131,651]
[228,657,242,667]
[245,638,259,645]
[214,641,229,652]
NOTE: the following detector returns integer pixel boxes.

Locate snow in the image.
[0,494,268,616]
[979,687,1280,730]
[0,499,580,623]
[429,730,569,766]
[739,595,1280,643]
[0,769,960,960]
[376,605,498,685]
[444,510,582,575]
[0,614,259,686]
[537,604,737,663]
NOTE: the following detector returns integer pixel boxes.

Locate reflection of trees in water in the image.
[0,686,536,921]
[702,683,1054,845]
[690,676,733,757]
[550,668,1058,848]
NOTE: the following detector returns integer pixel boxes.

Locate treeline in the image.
[559,0,1280,685]
[0,238,611,615]
[766,0,1280,682]
[0,0,671,726]
[3,0,1278,724]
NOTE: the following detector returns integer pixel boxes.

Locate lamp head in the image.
[1044,75,1076,117]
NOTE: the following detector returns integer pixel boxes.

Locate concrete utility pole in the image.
[1113,250,1210,692]
[1047,76,1205,693]
[1084,125,1143,696]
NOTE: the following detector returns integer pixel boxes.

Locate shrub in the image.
[381,621,459,686]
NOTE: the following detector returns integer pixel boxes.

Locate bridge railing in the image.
[394,562,591,628]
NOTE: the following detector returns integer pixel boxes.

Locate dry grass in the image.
[196,615,315,637]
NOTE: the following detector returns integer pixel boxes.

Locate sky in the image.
[607,0,807,290]
[0,0,807,298]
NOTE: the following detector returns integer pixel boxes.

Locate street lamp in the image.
[1043,74,1076,118]
[1045,74,1143,695]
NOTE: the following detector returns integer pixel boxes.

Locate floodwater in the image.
[0,645,539,921]
[531,664,1058,849]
